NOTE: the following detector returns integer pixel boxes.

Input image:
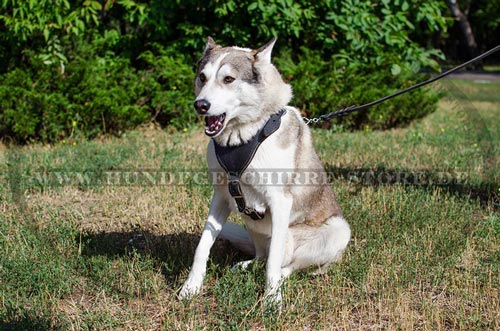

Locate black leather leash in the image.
[214,109,287,220]
[304,44,500,124]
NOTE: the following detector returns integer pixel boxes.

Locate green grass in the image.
[484,64,500,72]
[1,80,499,330]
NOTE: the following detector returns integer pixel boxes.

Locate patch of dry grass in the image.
[1,80,499,330]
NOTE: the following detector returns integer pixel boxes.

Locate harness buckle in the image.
[244,208,265,220]
[228,179,243,198]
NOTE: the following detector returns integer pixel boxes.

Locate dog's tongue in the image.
[207,116,219,127]
[205,113,226,136]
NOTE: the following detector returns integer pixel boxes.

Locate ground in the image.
[0,78,499,330]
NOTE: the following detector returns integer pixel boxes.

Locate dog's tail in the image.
[219,222,255,256]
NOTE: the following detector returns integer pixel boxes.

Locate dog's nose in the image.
[194,99,211,114]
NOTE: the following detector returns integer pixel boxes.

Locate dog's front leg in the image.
[265,196,293,305]
[179,191,230,299]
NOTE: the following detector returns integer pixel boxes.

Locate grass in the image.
[1,79,499,330]
[484,64,500,72]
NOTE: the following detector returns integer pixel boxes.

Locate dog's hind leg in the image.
[222,224,270,271]
[281,216,350,277]
[220,222,259,271]
[219,222,255,256]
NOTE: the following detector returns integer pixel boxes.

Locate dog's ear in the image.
[254,37,277,64]
[205,36,217,52]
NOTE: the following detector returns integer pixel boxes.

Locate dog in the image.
[179,37,351,305]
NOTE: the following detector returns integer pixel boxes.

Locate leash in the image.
[303,44,500,124]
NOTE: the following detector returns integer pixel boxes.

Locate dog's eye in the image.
[199,73,206,83]
[223,76,235,84]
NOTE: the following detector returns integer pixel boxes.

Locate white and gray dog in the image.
[179,37,351,305]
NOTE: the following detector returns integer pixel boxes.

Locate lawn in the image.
[0,79,499,330]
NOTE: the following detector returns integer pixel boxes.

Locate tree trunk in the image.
[446,0,481,67]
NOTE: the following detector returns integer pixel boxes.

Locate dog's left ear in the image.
[254,38,277,64]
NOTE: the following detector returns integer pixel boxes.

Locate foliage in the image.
[0,0,101,73]
[0,42,194,143]
[468,0,500,55]
[0,0,453,143]
[275,49,440,130]
[137,45,197,129]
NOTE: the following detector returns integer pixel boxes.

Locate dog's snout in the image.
[194,99,211,114]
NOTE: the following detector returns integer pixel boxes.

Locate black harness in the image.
[213,109,286,220]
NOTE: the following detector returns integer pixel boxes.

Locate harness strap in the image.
[214,109,286,220]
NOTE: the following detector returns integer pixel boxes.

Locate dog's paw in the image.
[178,282,201,300]
[263,287,283,313]
[231,259,255,271]
[178,275,203,300]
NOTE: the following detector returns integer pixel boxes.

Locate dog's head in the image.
[194,37,292,145]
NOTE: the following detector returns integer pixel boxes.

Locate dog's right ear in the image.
[254,38,277,64]
[204,36,217,52]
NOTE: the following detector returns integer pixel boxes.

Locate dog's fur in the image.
[179,37,351,304]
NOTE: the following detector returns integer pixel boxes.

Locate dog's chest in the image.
[208,135,296,216]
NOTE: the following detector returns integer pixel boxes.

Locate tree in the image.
[445,0,480,63]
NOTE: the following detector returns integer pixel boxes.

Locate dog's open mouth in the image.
[204,113,226,137]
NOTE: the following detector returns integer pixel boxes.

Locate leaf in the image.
[391,64,401,76]
[43,28,50,41]
[410,61,421,73]
[91,1,102,10]
[427,59,440,72]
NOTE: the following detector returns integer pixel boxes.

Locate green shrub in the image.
[275,49,439,130]
[0,43,195,143]
[0,0,449,143]
[0,65,69,142]
[0,44,439,143]
[0,54,146,143]
[64,54,151,138]
[138,45,196,129]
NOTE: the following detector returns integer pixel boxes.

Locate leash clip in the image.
[303,117,322,125]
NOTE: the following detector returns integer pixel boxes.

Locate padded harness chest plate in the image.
[213,109,286,220]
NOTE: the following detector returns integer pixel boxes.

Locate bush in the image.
[0,43,439,143]
[275,49,439,130]
[0,65,69,142]
[0,43,195,143]
[64,53,151,138]
[0,0,449,143]
[138,45,196,129]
